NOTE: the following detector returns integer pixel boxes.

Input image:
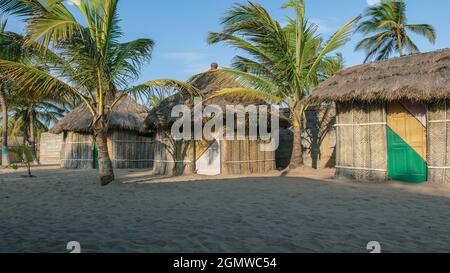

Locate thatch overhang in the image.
[144,73,273,130]
[305,48,450,104]
[50,94,150,135]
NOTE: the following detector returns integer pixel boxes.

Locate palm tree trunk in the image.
[95,124,114,186]
[29,105,38,164]
[397,31,404,56]
[289,105,304,169]
[0,85,9,167]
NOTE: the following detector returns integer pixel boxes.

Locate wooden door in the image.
[387,102,427,183]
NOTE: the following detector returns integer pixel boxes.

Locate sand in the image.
[1,166,450,253]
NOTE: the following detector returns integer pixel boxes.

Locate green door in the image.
[387,102,427,183]
[387,127,427,183]
[93,143,99,170]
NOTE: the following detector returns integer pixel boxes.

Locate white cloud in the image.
[367,0,381,5]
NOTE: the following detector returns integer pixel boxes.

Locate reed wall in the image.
[61,132,93,169]
[335,102,388,181]
[109,130,154,169]
[427,101,450,184]
[221,138,275,175]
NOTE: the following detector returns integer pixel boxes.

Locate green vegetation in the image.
[356,0,436,63]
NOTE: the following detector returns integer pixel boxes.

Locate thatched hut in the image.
[49,95,154,169]
[144,65,284,176]
[306,48,450,184]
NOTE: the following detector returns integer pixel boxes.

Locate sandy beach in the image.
[1,166,450,253]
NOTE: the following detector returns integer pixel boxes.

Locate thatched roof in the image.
[145,72,265,129]
[50,94,149,134]
[306,48,450,104]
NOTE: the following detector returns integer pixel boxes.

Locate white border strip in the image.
[428,120,450,123]
[336,165,387,172]
[334,122,387,127]
[429,166,450,169]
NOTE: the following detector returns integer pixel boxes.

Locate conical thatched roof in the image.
[144,72,265,129]
[306,48,450,104]
[50,94,149,134]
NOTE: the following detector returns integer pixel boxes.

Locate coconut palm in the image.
[0,0,199,185]
[356,0,436,63]
[0,15,25,167]
[202,0,358,168]
[7,96,70,162]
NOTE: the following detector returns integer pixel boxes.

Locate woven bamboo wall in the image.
[39,133,64,165]
[335,102,388,181]
[110,130,154,169]
[153,130,195,176]
[61,132,93,169]
[221,138,275,175]
[428,101,450,184]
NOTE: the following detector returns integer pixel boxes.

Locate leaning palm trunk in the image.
[0,85,9,167]
[94,122,114,186]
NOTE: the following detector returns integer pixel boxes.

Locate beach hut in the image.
[144,65,285,176]
[306,49,450,184]
[49,94,154,169]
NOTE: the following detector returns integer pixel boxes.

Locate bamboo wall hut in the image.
[144,65,285,176]
[49,95,154,169]
[306,48,450,184]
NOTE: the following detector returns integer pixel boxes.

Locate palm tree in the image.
[7,95,70,162]
[0,0,198,185]
[356,0,436,63]
[202,0,359,168]
[0,15,24,167]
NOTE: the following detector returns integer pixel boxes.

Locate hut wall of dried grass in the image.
[61,132,93,169]
[221,138,275,175]
[60,130,154,169]
[427,101,450,184]
[109,130,154,169]
[152,131,195,176]
[335,102,388,181]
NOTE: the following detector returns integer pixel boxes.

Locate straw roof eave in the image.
[49,94,151,135]
[305,48,450,104]
[144,73,266,130]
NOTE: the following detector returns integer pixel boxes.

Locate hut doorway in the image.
[196,140,221,175]
[387,102,428,183]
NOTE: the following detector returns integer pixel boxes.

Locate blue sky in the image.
[5,0,450,85]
